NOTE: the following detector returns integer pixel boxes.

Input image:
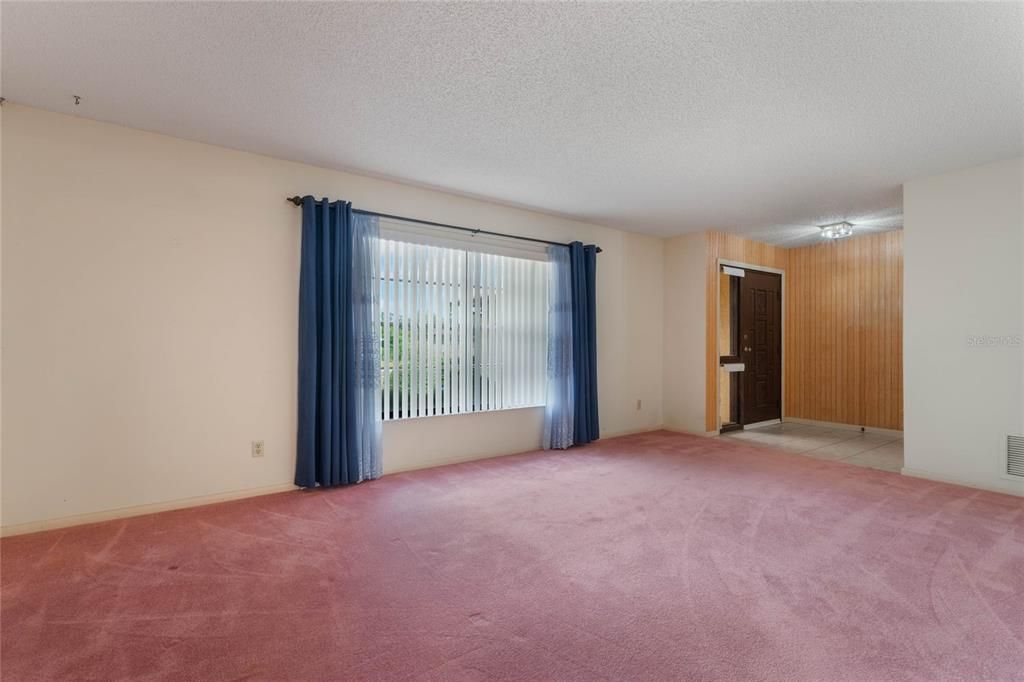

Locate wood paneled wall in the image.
[784,231,903,430]
[703,230,903,432]
[704,232,788,431]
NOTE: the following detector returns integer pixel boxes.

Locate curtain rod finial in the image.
[287,196,303,206]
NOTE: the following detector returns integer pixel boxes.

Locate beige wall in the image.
[903,157,1023,496]
[1,106,664,529]
[662,232,707,434]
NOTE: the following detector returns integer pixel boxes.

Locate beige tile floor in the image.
[720,421,904,472]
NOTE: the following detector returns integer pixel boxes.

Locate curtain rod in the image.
[286,196,602,253]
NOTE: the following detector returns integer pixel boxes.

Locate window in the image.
[380,237,549,420]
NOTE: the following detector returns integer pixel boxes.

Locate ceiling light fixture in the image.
[819,221,854,239]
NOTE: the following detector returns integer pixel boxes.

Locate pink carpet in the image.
[2,431,1023,680]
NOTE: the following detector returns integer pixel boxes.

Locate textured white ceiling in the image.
[743,206,907,248]
[3,2,1022,241]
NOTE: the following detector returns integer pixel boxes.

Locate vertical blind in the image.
[380,238,549,420]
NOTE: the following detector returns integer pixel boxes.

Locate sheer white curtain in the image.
[543,245,574,449]
[351,212,383,481]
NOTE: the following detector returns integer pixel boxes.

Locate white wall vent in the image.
[1008,435,1024,478]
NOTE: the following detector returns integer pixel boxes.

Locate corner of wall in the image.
[902,156,1024,495]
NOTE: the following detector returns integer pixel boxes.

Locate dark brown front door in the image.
[739,270,782,424]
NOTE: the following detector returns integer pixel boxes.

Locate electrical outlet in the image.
[251,440,265,458]
[636,399,642,411]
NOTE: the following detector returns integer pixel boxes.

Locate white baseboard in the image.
[604,425,670,439]
[2,426,671,538]
[784,417,902,439]
[384,425,668,475]
[661,426,719,438]
[744,419,782,430]
[901,467,1024,498]
[0,483,299,538]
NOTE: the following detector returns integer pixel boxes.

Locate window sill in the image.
[383,404,545,423]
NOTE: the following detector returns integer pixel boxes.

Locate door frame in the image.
[715,258,786,432]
